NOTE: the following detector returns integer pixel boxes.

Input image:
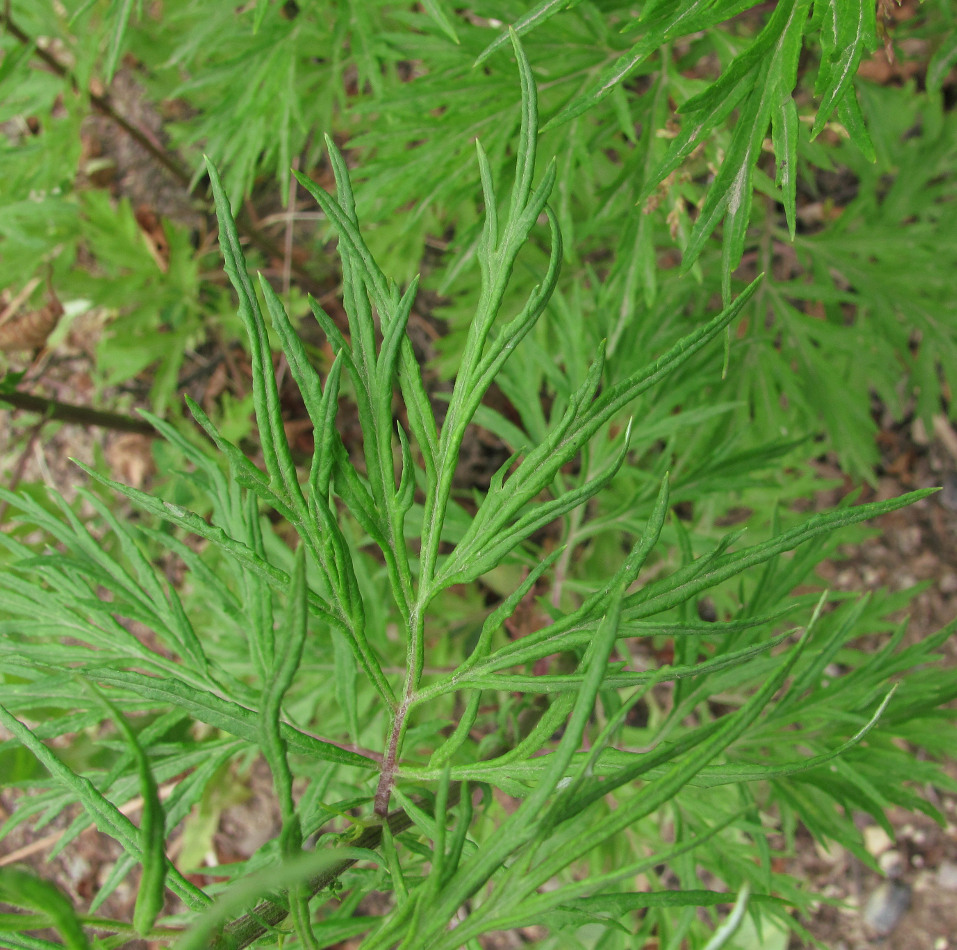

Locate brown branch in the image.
[0,389,156,436]
[0,11,338,301]
[0,13,193,186]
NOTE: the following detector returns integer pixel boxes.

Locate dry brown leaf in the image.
[0,290,64,352]
[105,433,156,488]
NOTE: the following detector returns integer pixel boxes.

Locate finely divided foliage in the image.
[0,9,956,950]
[1,2,955,472]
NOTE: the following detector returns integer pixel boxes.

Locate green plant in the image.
[1,37,955,949]
[3,2,956,476]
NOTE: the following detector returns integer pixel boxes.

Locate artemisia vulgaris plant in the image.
[0,33,954,950]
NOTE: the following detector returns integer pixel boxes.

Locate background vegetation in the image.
[1,2,956,948]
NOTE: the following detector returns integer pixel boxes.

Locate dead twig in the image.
[1,389,156,436]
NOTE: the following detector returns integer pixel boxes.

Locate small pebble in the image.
[940,571,957,595]
[878,849,904,878]
[813,839,844,863]
[912,417,930,445]
[863,880,911,936]
[941,471,957,511]
[893,525,922,556]
[864,825,893,858]
[938,860,957,891]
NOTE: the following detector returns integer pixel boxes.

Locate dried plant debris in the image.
[0,280,63,353]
